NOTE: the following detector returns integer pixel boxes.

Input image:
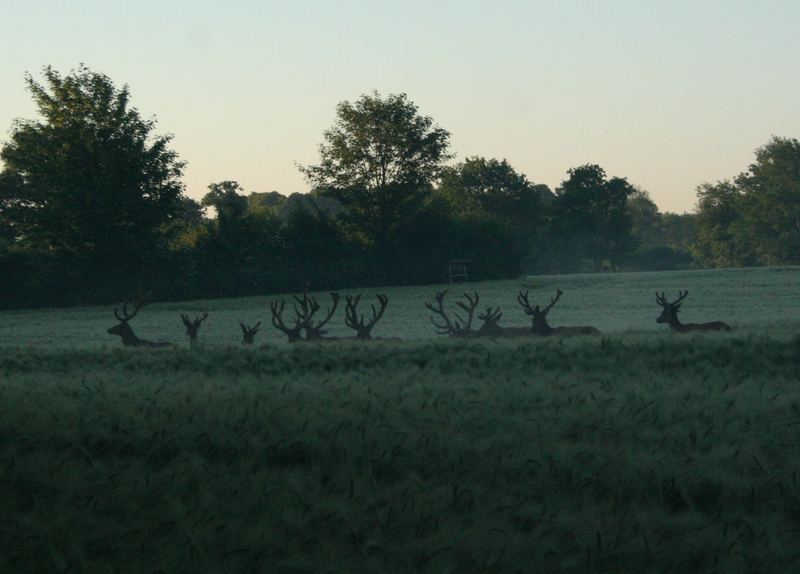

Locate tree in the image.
[300,92,452,249]
[0,66,186,266]
[201,181,248,230]
[735,136,800,264]
[691,180,751,267]
[626,187,661,247]
[438,156,550,228]
[549,164,636,270]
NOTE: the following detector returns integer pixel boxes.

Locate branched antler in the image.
[270,300,307,342]
[181,312,208,344]
[517,289,562,317]
[656,290,688,309]
[303,293,340,340]
[425,290,479,337]
[114,290,149,323]
[345,294,389,339]
[240,321,261,345]
[478,306,503,329]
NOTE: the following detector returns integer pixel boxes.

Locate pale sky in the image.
[1,0,798,213]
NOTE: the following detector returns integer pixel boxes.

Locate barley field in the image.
[1,267,800,573]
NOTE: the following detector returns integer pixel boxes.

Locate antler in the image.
[424,290,478,336]
[656,290,689,308]
[292,292,320,326]
[240,321,261,344]
[517,290,534,315]
[454,292,479,329]
[181,312,209,343]
[114,290,149,323]
[478,306,503,328]
[181,312,208,329]
[303,293,340,339]
[270,300,306,341]
[345,294,389,339]
[541,289,564,316]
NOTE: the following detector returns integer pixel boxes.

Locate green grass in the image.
[2,266,800,348]
[1,267,800,572]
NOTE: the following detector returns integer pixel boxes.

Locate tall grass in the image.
[1,267,799,572]
[1,336,800,572]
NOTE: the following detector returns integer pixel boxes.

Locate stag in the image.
[240,322,261,345]
[655,290,731,332]
[181,312,208,345]
[517,289,601,337]
[344,294,389,339]
[476,306,534,337]
[425,290,481,337]
[107,293,172,348]
[269,298,309,342]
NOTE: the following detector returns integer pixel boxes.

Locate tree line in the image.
[0,66,798,309]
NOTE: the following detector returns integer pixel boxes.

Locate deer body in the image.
[518,289,601,337]
[107,293,172,348]
[656,291,732,333]
[475,306,534,337]
[106,323,172,348]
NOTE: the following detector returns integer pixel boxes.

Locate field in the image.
[1,267,800,573]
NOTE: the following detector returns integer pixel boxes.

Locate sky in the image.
[1,0,798,213]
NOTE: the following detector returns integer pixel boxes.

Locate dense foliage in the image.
[0,66,186,265]
[1,66,798,309]
[690,137,800,268]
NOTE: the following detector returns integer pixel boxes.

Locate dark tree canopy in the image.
[691,137,800,267]
[300,91,452,247]
[735,136,800,264]
[438,156,550,230]
[0,65,186,264]
[202,181,248,225]
[691,180,750,267]
[550,164,636,269]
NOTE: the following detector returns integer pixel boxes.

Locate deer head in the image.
[517,289,563,334]
[240,321,261,345]
[477,306,503,333]
[181,312,208,344]
[344,294,389,339]
[655,290,688,325]
[107,292,147,342]
[270,299,308,342]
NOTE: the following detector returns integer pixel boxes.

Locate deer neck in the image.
[667,314,689,332]
[117,324,143,346]
[531,316,554,336]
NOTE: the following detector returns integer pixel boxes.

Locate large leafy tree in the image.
[438,156,551,228]
[0,65,186,265]
[201,180,248,230]
[691,180,751,267]
[735,136,800,264]
[549,164,636,270]
[300,91,452,249]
